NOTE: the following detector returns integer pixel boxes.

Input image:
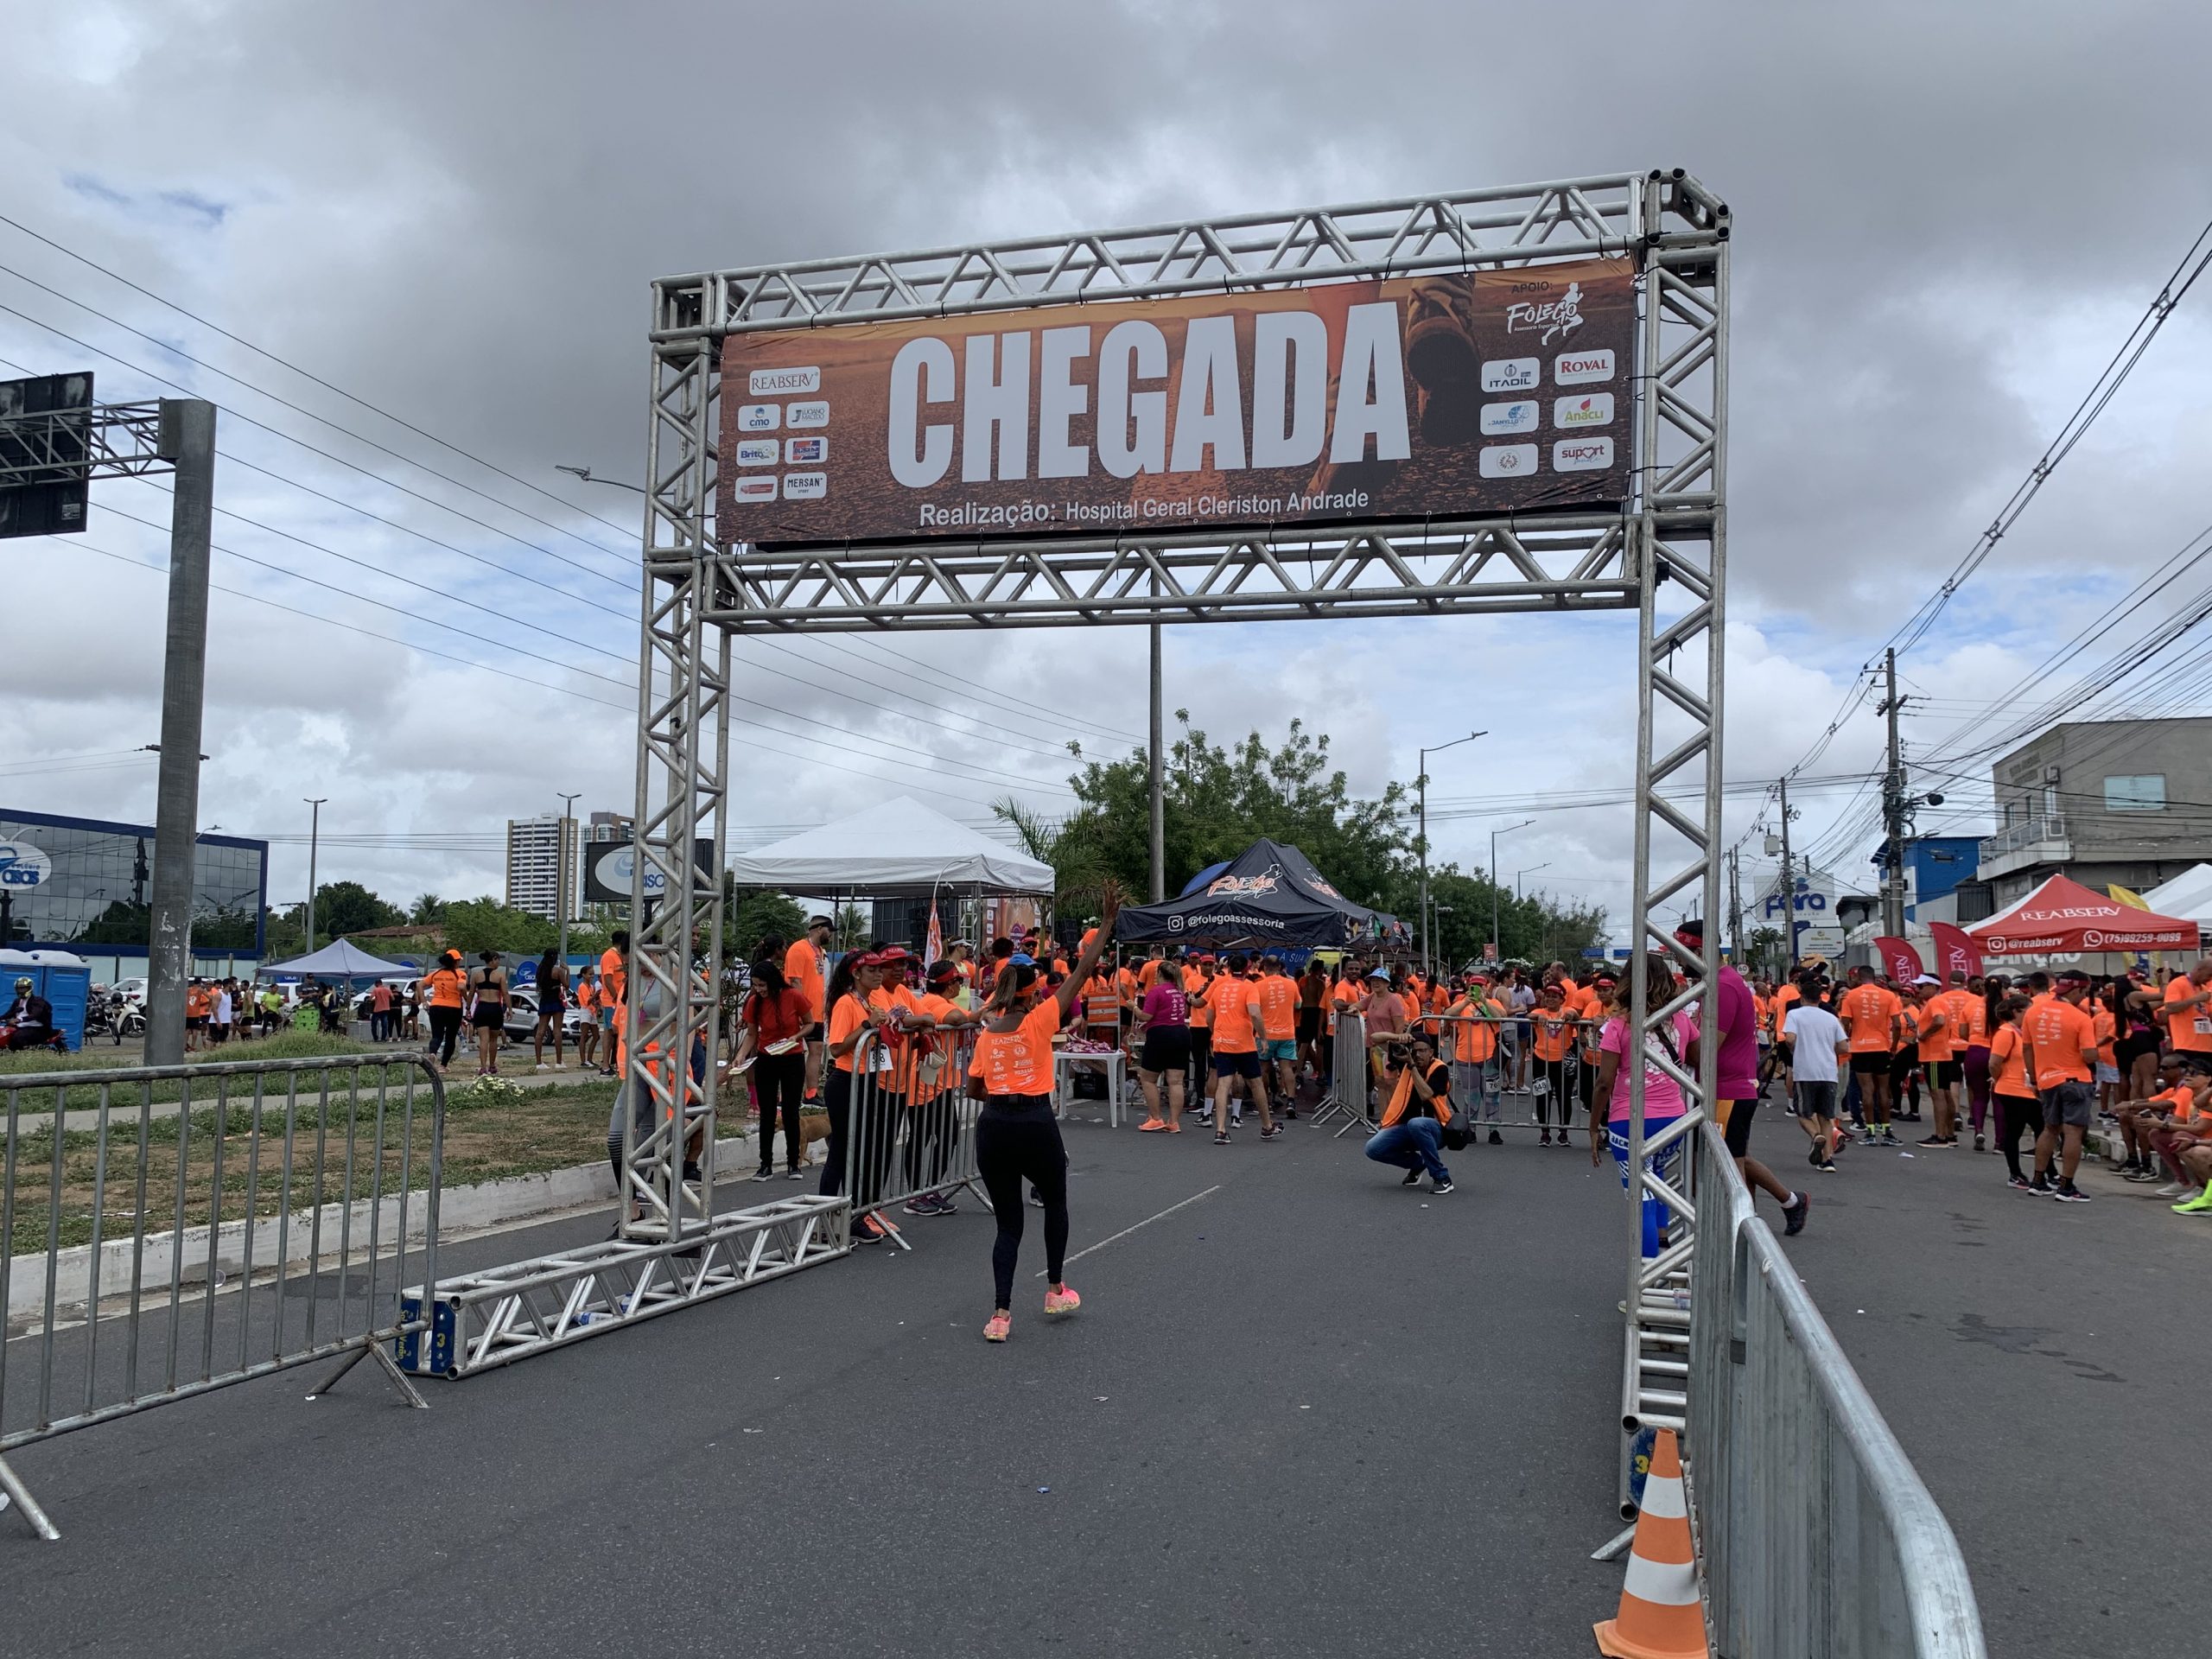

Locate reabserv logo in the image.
[747,366,821,396]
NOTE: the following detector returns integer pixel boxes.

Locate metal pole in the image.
[302,798,327,955]
[556,791,582,968]
[143,398,215,1068]
[1147,623,1165,904]
[1881,645,1907,938]
[1419,753,1430,976]
[1777,776,1796,971]
[1727,844,1743,964]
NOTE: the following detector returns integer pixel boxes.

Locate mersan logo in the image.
[1503,281,1585,346]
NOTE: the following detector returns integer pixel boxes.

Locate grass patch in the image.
[7,1075,624,1258]
[0,1032,390,1113]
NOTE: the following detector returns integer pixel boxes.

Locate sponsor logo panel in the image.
[785,400,830,429]
[747,365,821,396]
[785,435,827,465]
[732,475,779,502]
[782,471,828,501]
[1554,348,1616,385]
[1478,399,1539,435]
[1480,357,1540,393]
[1554,392,1614,429]
[1552,436,1612,473]
[1478,443,1538,479]
[734,439,779,467]
[736,403,781,432]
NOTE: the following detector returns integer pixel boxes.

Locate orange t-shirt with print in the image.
[968,1001,1059,1096]
[1206,976,1261,1052]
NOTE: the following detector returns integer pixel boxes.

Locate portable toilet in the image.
[0,948,92,1051]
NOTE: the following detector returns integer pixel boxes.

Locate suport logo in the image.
[747,366,821,396]
[1552,437,1612,472]
[785,435,827,465]
[1554,392,1613,429]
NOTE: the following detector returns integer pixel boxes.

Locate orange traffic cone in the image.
[1594,1428,1708,1658]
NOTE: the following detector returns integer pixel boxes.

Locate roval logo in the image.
[748,365,821,396]
[1554,391,1613,428]
[1552,436,1612,472]
[1554,348,1616,385]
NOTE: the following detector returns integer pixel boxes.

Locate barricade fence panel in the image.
[1,1053,445,1540]
[839,1027,987,1241]
[1684,1124,1985,1658]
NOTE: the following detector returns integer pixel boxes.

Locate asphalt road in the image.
[0,1109,1637,1657]
[1758,1103,2210,1659]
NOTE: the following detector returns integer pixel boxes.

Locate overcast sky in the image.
[3,0,2209,938]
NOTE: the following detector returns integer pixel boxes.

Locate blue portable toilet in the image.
[0,948,91,1051]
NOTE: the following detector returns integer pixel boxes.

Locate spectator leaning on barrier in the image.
[1363,1029,1456,1192]
[2027,970,2101,1203]
[1590,958,1698,1258]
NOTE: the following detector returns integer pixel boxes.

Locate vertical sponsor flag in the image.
[2109,883,2149,910]
[925,902,944,968]
[1927,922,1982,980]
[1874,936,1925,984]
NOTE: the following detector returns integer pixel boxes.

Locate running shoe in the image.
[2152,1180,2188,1197]
[933,1195,959,1215]
[1783,1193,1811,1236]
[1162,1123,1182,1134]
[1027,1188,1046,1207]
[1808,1142,1825,1167]
[1044,1284,1081,1317]
[904,1194,940,1217]
[1487,1129,1503,1145]
[1138,1118,1168,1132]
[786,1166,806,1180]
[1283,1107,1298,1120]
[1879,1130,1901,1147]
[857,1215,889,1241]
[1817,1159,1838,1173]
[1916,1135,1948,1147]
[1402,1167,1423,1186]
[1230,1112,1243,1127]
[2172,1190,2212,1213]
[1259,1125,1283,1140]
[1539,1131,1552,1146]
[2028,1176,2054,1196]
[751,1166,775,1182]
[1859,1130,1880,1147]
[984,1313,1012,1342]
[1432,1180,1454,1194]
[2052,1182,2091,1204]
[1214,1131,1231,1145]
[1973,1134,1986,1151]
[2007,1174,2033,1191]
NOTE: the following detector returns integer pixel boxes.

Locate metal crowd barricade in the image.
[1309,1010,1371,1136]
[1,1053,445,1541]
[1430,1013,1607,1141]
[840,1026,985,1249]
[1683,1123,1986,1657]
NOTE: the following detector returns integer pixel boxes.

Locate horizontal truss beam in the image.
[0,400,169,486]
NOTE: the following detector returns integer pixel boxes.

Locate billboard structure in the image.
[608,173,1727,1530]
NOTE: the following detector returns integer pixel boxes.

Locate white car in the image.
[111,976,149,1007]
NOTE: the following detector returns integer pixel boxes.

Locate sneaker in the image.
[1487,1129,1503,1145]
[2029,1176,2054,1196]
[1539,1130,1552,1147]
[904,1194,940,1217]
[1043,1284,1081,1317]
[1973,1134,1986,1151]
[931,1194,958,1216]
[1783,1193,1811,1236]
[857,1215,889,1241]
[1259,1125,1283,1140]
[2007,1174,2032,1191]
[786,1166,806,1180]
[751,1166,774,1182]
[1808,1142,1826,1166]
[2172,1190,2212,1213]
[2053,1182,2091,1204]
[1859,1130,1880,1147]
[1879,1131,1901,1147]
[1916,1135,1948,1147]
[1138,1118,1167,1132]
[1230,1112,1243,1128]
[1817,1159,1838,1173]
[983,1313,1012,1342]
[1214,1131,1231,1145]
[1432,1179,1454,1194]
[1283,1107,1298,1121]
[1027,1188,1046,1207]
[2152,1181,2188,1197]
[1402,1167,1423,1186]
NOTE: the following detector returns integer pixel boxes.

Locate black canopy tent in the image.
[1115,838,1406,950]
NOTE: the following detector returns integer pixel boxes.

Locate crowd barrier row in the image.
[837,1028,989,1244]
[1685,1122,1985,1657]
[1311,1009,1612,1141]
[1,1054,446,1541]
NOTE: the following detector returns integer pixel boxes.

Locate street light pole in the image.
[556,791,582,970]
[1490,817,1535,963]
[302,798,327,954]
[1417,731,1485,976]
[1516,861,1551,901]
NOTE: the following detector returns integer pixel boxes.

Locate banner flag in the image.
[1874,935,1925,984]
[1927,922,1983,980]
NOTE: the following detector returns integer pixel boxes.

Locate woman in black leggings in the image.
[970,893,1119,1342]
[1986,994,2040,1186]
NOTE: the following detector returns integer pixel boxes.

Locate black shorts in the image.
[2113,1032,2159,1071]
[1140,1027,1191,1074]
[1295,1008,1323,1044]
[472,1003,505,1028]
[804,1021,824,1042]
[1848,1051,1891,1077]
[1719,1096,1755,1157]
[1923,1058,1960,1089]
[1791,1080,1837,1120]
[1212,1048,1261,1079]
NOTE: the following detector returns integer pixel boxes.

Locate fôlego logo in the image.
[737,403,781,432]
[1554,348,1615,385]
[785,400,830,429]
[734,438,779,467]
[733,475,779,502]
[747,365,821,397]
[785,435,827,465]
[1478,442,1538,478]
[0,840,52,888]
[1481,357,1540,392]
[1552,436,1612,472]
[1479,399,1538,435]
[782,471,828,501]
[1206,873,1279,898]
[1554,391,1613,429]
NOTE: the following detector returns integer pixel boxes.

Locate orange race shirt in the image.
[1839,984,1902,1053]
[2164,976,2212,1053]
[784,939,825,1023]
[828,992,874,1075]
[1206,976,1261,1052]
[968,1001,1059,1096]
[2148,1082,2197,1124]
[894,991,963,1102]
[1936,988,1978,1054]
[1913,1003,1952,1064]
[598,947,627,1008]
[2024,999,2096,1089]
[1529,1007,1574,1062]
[1451,997,1502,1064]
[1184,968,1214,1027]
[426,968,464,1009]
[1988,1027,2032,1096]
[1255,973,1300,1041]
[2093,1007,2116,1066]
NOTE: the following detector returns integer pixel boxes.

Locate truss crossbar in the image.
[402,1196,849,1377]
[0,400,169,486]
[653,176,1649,341]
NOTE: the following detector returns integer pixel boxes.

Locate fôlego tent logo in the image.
[1207,873,1279,898]
[0,840,52,887]
[748,365,821,396]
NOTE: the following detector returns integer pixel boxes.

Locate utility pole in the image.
[1878,646,1908,938]
[1777,775,1796,972]
[1418,732,1486,976]
[142,400,215,1068]
[557,791,582,969]
[1147,624,1164,903]
[1727,844,1743,964]
[1490,816,1535,963]
[302,798,327,953]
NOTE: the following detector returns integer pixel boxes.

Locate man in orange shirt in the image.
[1205,953,1275,1141]
[1934,971,1980,1145]
[1838,966,1904,1147]
[2027,969,2101,1200]
[1445,971,1507,1135]
[597,930,632,1079]
[1255,952,1302,1110]
[1908,981,1959,1147]
[2158,959,2212,1078]
[784,916,831,1097]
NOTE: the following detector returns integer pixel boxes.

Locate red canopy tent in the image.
[1966,874,2199,957]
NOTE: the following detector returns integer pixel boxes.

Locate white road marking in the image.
[1037,1185,1221,1275]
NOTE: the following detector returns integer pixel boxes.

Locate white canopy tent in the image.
[255,938,416,980]
[727,797,1053,899]
[2140,863,2212,931]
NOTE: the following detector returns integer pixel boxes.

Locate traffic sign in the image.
[0,372,93,539]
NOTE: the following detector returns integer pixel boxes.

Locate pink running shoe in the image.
[1044,1284,1081,1317]
[983,1312,1012,1342]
